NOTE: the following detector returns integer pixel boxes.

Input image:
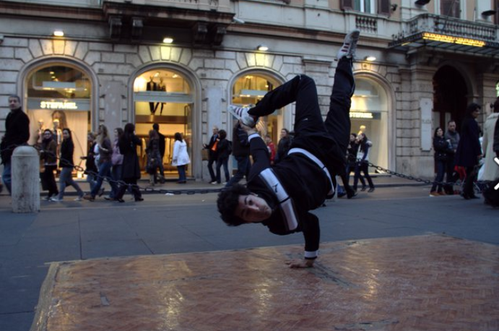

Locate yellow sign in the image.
[422,32,485,47]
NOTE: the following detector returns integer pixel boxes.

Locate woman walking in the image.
[115,123,143,202]
[172,132,190,183]
[84,124,116,201]
[81,132,98,192]
[50,128,84,201]
[146,129,162,186]
[353,133,375,192]
[39,129,59,200]
[430,127,450,196]
[107,127,124,200]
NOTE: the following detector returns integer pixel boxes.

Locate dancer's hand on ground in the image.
[286,259,314,268]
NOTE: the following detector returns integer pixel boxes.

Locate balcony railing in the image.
[395,13,497,43]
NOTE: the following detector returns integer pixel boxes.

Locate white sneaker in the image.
[74,196,83,201]
[228,105,257,128]
[49,197,62,202]
[337,29,360,61]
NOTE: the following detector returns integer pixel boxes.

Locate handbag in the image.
[201,149,209,161]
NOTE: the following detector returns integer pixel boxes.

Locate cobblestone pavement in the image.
[33,235,499,331]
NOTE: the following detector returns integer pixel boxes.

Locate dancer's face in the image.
[235,194,272,223]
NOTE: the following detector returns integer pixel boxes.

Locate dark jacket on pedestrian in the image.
[433,136,450,161]
[59,137,75,168]
[494,116,499,158]
[217,138,231,160]
[40,138,58,166]
[119,133,142,180]
[1,107,30,164]
[98,137,112,164]
[83,142,98,174]
[455,114,481,167]
[231,124,249,157]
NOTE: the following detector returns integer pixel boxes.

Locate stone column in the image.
[12,146,40,213]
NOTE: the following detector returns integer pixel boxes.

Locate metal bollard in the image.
[12,146,40,213]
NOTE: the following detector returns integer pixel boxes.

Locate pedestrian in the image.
[50,128,84,201]
[145,129,161,186]
[83,124,115,201]
[115,123,143,202]
[429,127,450,196]
[353,133,375,192]
[1,95,30,195]
[81,132,98,192]
[153,123,166,183]
[481,97,499,182]
[171,132,190,184]
[265,134,276,165]
[38,129,59,200]
[215,129,231,184]
[225,122,251,187]
[455,103,482,200]
[218,30,360,268]
[107,127,124,200]
[204,126,219,184]
[275,128,292,164]
[444,120,460,194]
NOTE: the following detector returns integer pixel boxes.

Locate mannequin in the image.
[146,76,158,115]
[154,77,167,115]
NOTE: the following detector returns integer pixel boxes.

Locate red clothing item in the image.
[267,141,276,164]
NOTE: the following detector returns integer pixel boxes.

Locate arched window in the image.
[350,77,389,169]
[133,69,194,177]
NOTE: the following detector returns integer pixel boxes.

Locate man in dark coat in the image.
[1,95,30,194]
[204,126,219,184]
[225,122,250,187]
[455,102,482,199]
[153,123,166,183]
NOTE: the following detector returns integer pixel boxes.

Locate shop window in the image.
[340,0,390,15]
[350,77,389,170]
[26,64,92,178]
[133,69,193,178]
[230,74,283,145]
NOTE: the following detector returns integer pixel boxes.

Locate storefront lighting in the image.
[257,45,268,51]
[422,32,485,47]
[163,37,174,44]
[53,30,64,37]
[364,56,376,62]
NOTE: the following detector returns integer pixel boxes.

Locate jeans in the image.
[2,161,12,194]
[226,155,250,187]
[57,167,83,199]
[86,172,97,192]
[90,161,115,197]
[207,154,217,182]
[216,157,230,183]
[177,165,186,182]
[431,160,446,192]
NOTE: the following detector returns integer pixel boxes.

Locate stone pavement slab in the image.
[31,234,499,331]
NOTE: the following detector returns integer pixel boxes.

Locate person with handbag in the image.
[204,126,219,184]
[171,132,190,183]
[38,129,59,200]
[145,129,162,186]
[115,123,143,202]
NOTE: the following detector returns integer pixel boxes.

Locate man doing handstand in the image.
[217,30,360,268]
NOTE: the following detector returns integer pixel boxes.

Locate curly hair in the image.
[217,184,251,226]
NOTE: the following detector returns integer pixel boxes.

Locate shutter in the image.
[341,0,354,10]
[378,0,390,15]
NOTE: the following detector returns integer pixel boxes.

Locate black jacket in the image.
[59,138,74,168]
[119,134,141,180]
[231,124,250,157]
[494,116,499,158]
[1,108,30,164]
[433,136,449,162]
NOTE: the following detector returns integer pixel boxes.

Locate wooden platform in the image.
[31,235,499,331]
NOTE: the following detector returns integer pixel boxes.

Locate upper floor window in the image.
[441,0,460,18]
[340,0,390,15]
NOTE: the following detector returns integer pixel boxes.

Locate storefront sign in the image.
[27,98,90,111]
[349,111,381,120]
[40,101,78,110]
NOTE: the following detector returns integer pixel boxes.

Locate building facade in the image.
[1,0,498,181]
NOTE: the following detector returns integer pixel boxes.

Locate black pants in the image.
[40,165,58,197]
[116,178,142,200]
[248,58,354,172]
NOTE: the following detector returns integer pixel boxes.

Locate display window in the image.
[26,64,92,178]
[133,69,193,177]
[350,77,389,170]
[230,73,284,145]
